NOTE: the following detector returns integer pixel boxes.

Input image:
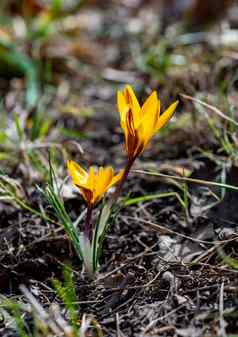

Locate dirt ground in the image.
[0,1,238,336]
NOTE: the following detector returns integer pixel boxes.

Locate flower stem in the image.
[109,159,134,207]
[84,205,93,241]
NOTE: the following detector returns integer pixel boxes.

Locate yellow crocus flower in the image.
[117,85,178,162]
[67,160,123,207]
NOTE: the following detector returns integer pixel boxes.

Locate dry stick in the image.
[143,303,186,334]
[152,326,176,334]
[192,245,218,263]
[181,93,238,127]
[96,242,159,282]
[116,313,122,337]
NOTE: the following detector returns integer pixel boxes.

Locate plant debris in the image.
[0,1,238,336]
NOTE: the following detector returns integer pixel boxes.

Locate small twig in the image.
[116,313,121,337]
[143,303,186,333]
[96,242,159,282]
[143,269,166,288]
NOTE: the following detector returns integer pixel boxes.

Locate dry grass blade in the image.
[219,282,227,337]
[20,285,65,336]
[181,93,238,127]
[80,314,103,337]
[133,169,238,192]
[19,285,104,337]
[128,216,238,245]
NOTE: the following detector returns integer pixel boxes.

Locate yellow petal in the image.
[67,160,87,177]
[67,161,94,205]
[141,91,158,118]
[96,166,113,197]
[87,166,95,191]
[67,160,88,185]
[108,169,124,188]
[125,108,136,137]
[117,90,127,111]
[124,85,141,111]
[127,128,142,160]
[81,188,93,205]
[133,123,149,157]
[124,85,142,126]
[140,96,159,140]
[117,91,128,126]
[94,166,121,204]
[156,100,178,131]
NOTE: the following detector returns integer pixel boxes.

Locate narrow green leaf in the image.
[92,203,111,271]
[124,191,186,209]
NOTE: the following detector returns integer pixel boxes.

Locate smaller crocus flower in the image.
[117,85,178,162]
[67,160,123,207]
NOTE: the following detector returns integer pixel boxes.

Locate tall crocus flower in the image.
[117,85,178,163]
[67,160,123,207]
